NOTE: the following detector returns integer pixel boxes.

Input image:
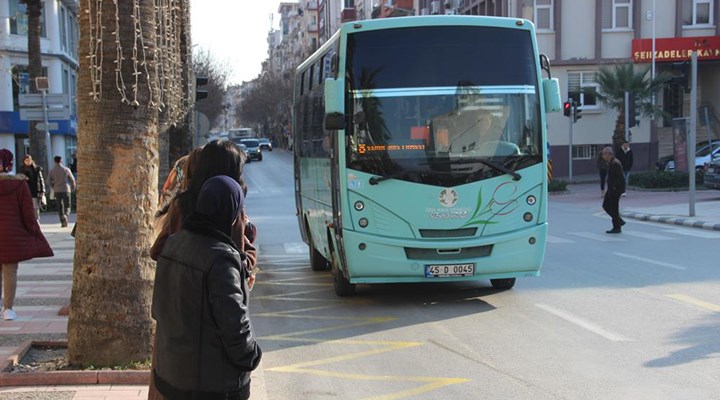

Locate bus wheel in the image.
[490,278,516,290]
[309,242,329,271]
[307,224,329,271]
[329,242,355,296]
[332,264,355,297]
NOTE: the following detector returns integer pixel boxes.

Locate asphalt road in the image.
[244,150,720,400]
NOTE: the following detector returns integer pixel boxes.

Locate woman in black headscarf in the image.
[152,175,262,400]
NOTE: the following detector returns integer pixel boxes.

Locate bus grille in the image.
[418,228,478,238]
[404,245,493,260]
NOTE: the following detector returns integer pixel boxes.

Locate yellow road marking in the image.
[256,272,471,399]
[666,294,720,312]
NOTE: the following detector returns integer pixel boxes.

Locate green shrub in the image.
[548,179,568,192]
[629,170,705,189]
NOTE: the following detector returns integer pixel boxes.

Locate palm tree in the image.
[67,0,160,367]
[21,0,48,172]
[595,63,669,150]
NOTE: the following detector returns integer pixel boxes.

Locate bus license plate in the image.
[425,263,475,277]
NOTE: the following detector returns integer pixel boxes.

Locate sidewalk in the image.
[552,182,720,230]
[1,187,718,398]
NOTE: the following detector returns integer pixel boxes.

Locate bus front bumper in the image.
[341,224,547,284]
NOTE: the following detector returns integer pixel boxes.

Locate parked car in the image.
[704,158,720,190]
[238,138,262,161]
[656,140,720,171]
[258,138,273,151]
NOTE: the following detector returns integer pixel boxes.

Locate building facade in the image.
[0,0,79,169]
[267,0,720,178]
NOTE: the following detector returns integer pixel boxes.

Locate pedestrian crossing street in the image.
[547,226,720,244]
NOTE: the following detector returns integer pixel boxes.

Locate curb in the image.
[621,211,720,231]
[0,340,150,387]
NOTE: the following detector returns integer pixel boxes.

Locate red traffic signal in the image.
[563,101,572,117]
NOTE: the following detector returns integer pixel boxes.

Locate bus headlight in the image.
[358,218,369,228]
[526,195,536,205]
[354,201,365,211]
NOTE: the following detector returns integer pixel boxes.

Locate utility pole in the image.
[688,51,698,217]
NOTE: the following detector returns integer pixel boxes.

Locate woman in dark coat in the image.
[0,149,53,321]
[19,155,46,220]
[152,176,262,400]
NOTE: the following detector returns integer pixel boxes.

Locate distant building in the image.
[0,0,79,167]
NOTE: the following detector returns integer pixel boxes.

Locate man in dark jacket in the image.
[601,146,626,233]
[152,176,262,400]
[617,140,633,194]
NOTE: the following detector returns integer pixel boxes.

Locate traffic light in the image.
[195,76,208,101]
[627,94,639,127]
[563,101,572,117]
[573,103,582,122]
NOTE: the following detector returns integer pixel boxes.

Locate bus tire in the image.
[329,239,355,296]
[332,263,355,297]
[309,243,329,271]
[490,278,516,290]
[307,223,329,271]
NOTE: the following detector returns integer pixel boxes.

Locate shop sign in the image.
[632,36,720,63]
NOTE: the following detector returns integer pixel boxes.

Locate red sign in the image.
[632,36,720,63]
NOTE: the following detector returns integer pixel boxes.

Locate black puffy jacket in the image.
[152,229,262,399]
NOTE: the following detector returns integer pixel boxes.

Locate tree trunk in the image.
[612,112,627,152]
[68,0,159,367]
[24,0,48,173]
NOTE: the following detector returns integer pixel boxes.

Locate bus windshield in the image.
[345,25,541,186]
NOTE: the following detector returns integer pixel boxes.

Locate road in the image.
[243,150,720,400]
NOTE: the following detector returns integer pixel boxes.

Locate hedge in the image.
[628,170,705,189]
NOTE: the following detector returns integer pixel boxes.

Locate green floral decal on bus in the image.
[462,182,519,227]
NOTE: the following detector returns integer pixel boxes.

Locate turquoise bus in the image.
[293,16,561,296]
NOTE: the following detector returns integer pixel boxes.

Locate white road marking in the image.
[567,232,626,242]
[284,242,309,254]
[613,252,687,270]
[546,235,574,244]
[621,231,676,241]
[662,229,720,239]
[535,304,633,342]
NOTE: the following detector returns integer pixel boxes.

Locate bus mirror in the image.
[325,112,346,130]
[543,78,562,113]
[324,78,343,114]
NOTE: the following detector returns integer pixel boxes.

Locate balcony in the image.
[371,0,415,18]
[341,7,358,23]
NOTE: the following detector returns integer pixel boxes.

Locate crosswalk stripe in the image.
[546,235,574,243]
[621,231,676,240]
[613,252,687,270]
[661,229,720,239]
[567,232,625,242]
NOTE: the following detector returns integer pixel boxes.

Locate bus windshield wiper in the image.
[476,159,522,181]
[369,171,410,185]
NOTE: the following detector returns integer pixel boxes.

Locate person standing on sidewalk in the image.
[48,156,76,227]
[0,149,54,320]
[602,146,626,234]
[618,140,633,195]
[152,176,262,400]
[19,155,46,220]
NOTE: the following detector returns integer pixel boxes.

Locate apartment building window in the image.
[682,0,714,26]
[9,0,46,36]
[572,145,597,160]
[60,7,67,52]
[568,71,599,110]
[534,0,553,31]
[601,0,632,30]
[344,0,355,7]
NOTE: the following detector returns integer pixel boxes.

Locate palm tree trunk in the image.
[23,0,49,173]
[68,0,159,367]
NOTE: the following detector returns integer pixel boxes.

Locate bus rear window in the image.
[346,26,537,89]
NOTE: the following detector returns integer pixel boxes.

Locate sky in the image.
[190,0,284,85]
